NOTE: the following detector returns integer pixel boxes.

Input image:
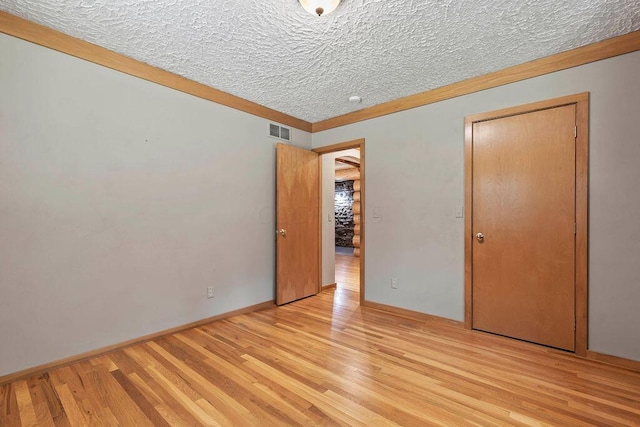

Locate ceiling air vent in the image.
[269,123,291,142]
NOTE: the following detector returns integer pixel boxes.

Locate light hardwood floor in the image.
[2,289,640,426]
[335,253,359,293]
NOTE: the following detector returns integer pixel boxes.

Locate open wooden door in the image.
[276,143,320,305]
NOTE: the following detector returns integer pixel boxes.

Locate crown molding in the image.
[312,30,640,133]
[2,11,638,135]
[0,11,312,132]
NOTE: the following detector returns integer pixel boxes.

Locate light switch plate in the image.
[455,205,464,218]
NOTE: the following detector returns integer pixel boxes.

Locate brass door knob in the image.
[277,229,287,237]
[476,232,484,242]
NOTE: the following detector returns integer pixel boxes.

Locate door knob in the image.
[476,232,484,242]
[277,229,287,237]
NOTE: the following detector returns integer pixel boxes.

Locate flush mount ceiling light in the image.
[299,0,341,16]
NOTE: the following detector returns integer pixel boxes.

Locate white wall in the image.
[321,149,360,287]
[0,34,311,376]
[2,32,638,375]
[312,51,640,362]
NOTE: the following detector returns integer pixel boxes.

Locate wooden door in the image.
[276,143,319,305]
[471,104,576,351]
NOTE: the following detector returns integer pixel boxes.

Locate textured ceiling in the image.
[2,0,639,123]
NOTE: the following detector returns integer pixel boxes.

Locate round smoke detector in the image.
[349,96,362,104]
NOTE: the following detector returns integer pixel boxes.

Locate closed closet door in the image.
[471,104,576,351]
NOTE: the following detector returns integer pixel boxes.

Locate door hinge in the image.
[573,318,576,331]
[574,126,577,138]
[574,223,577,235]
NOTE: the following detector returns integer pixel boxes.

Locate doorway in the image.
[464,94,588,354]
[333,152,361,294]
[314,139,365,304]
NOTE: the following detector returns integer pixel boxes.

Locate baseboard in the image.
[362,300,464,327]
[585,350,640,372]
[322,283,337,291]
[0,299,275,386]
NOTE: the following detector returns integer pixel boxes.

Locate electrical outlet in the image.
[391,278,398,289]
[207,286,214,299]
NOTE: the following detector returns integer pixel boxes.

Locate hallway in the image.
[335,252,359,293]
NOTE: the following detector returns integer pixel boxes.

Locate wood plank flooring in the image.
[335,253,359,293]
[2,289,640,426]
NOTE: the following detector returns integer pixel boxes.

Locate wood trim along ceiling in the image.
[0,300,275,386]
[0,11,312,132]
[335,157,360,169]
[2,11,638,134]
[312,30,640,132]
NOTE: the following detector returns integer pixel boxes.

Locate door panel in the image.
[472,105,576,351]
[276,143,319,305]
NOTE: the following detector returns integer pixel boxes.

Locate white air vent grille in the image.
[268,123,291,142]
[280,127,290,141]
[269,123,280,138]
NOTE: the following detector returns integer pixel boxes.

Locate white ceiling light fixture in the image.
[299,0,341,16]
